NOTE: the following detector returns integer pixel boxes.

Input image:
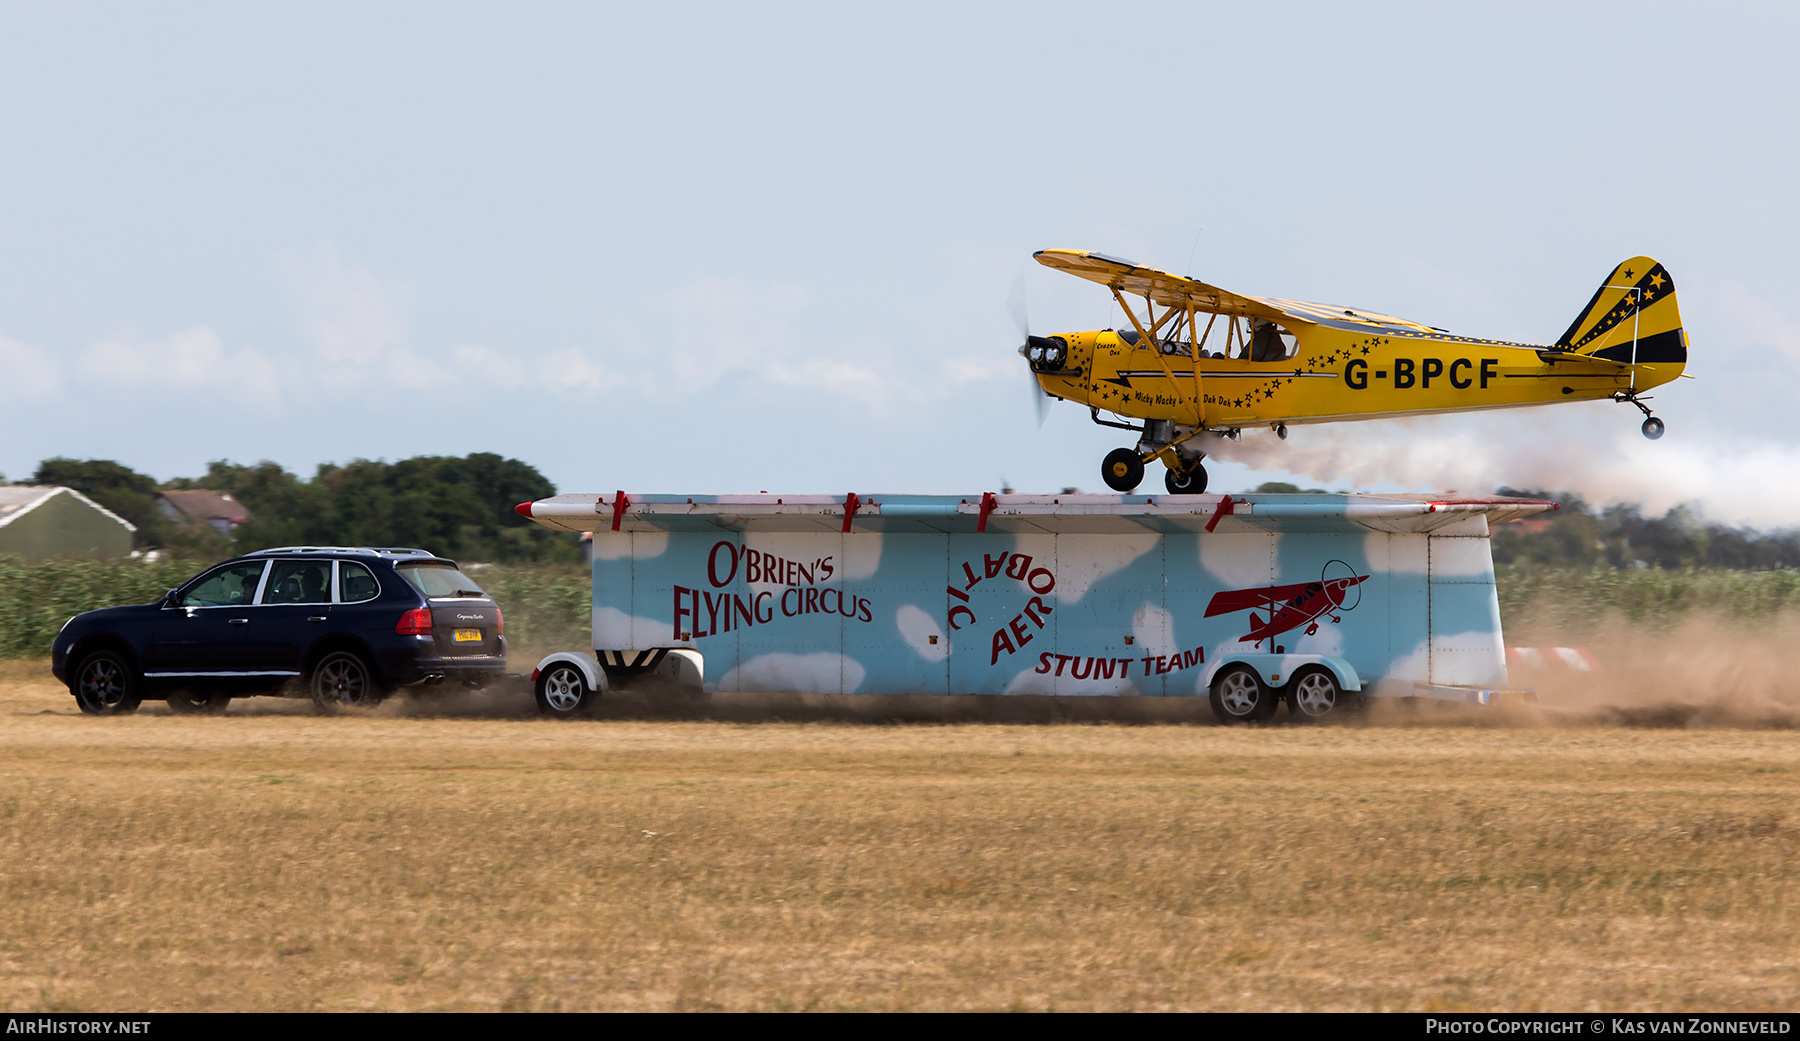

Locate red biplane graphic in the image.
[1204,560,1367,648]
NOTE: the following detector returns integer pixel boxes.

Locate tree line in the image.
[1491,488,1800,570]
[10,463,1798,569]
[17,454,579,562]
[1262,482,1800,570]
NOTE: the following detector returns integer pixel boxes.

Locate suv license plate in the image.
[452,628,482,643]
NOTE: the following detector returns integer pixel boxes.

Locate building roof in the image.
[157,489,250,524]
[0,485,137,531]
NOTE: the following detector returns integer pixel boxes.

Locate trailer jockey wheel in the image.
[1164,462,1208,495]
[1102,448,1145,492]
[1209,664,1278,723]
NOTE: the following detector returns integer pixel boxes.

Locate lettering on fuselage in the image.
[1344,357,1498,391]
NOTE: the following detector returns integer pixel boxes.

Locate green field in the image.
[8,556,1800,661]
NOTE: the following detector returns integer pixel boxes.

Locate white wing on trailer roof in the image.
[517,492,1556,536]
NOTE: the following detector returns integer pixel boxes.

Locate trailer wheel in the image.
[1210,664,1276,723]
[1285,666,1349,722]
[535,662,595,717]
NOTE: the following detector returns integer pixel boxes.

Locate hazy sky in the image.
[3,3,1797,523]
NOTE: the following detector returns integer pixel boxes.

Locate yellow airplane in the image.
[1021,250,1688,493]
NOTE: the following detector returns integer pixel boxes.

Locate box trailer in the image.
[514,491,1553,721]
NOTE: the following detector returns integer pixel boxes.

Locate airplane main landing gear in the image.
[1642,416,1665,440]
[1164,461,1208,495]
[1102,448,1145,492]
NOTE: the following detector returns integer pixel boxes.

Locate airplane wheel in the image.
[1642,417,1665,440]
[1164,463,1208,495]
[1102,448,1145,492]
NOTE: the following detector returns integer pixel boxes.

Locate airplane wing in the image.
[1035,250,1289,320]
[1035,249,1448,335]
[1204,582,1314,618]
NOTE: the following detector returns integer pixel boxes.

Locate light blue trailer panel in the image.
[519,493,1552,700]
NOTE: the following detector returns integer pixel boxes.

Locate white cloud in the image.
[449,343,532,391]
[282,245,412,370]
[538,347,622,395]
[77,326,280,398]
[280,245,454,390]
[621,274,812,389]
[0,337,64,400]
[1697,277,1800,362]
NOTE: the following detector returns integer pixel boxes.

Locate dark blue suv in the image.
[50,547,506,715]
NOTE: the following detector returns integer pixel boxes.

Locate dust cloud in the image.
[1494,611,1800,729]
[374,623,1800,728]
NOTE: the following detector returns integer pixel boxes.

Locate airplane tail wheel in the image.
[1642,416,1665,440]
[1164,463,1208,495]
[1101,448,1145,492]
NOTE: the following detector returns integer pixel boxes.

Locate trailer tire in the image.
[1285,666,1351,722]
[535,661,595,717]
[1210,664,1276,724]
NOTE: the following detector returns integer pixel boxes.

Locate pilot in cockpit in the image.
[1245,316,1303,360]
[1248,318,1285,362]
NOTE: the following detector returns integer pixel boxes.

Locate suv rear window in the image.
[396,563,488,599]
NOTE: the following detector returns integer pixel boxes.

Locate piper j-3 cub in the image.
[1019,250,1689,494]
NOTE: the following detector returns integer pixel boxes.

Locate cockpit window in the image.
[1245,319,1298,362]
[1116,320,1297,362]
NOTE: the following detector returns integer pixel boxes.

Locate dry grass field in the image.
[1,658,1797,1012]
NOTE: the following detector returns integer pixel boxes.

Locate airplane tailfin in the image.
[1555,256,1687,365]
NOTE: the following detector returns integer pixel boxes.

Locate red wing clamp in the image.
[1204,496,1242,534]
[611,490,631,532]
[977,491,997,533]
[842,492,861,533]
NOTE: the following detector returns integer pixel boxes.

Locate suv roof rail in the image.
[244,546,441,558]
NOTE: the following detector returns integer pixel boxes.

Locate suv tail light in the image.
[395,608,433,635]
[495,608,504,637]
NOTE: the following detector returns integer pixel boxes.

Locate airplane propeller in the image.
[1010,273,1052,427]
